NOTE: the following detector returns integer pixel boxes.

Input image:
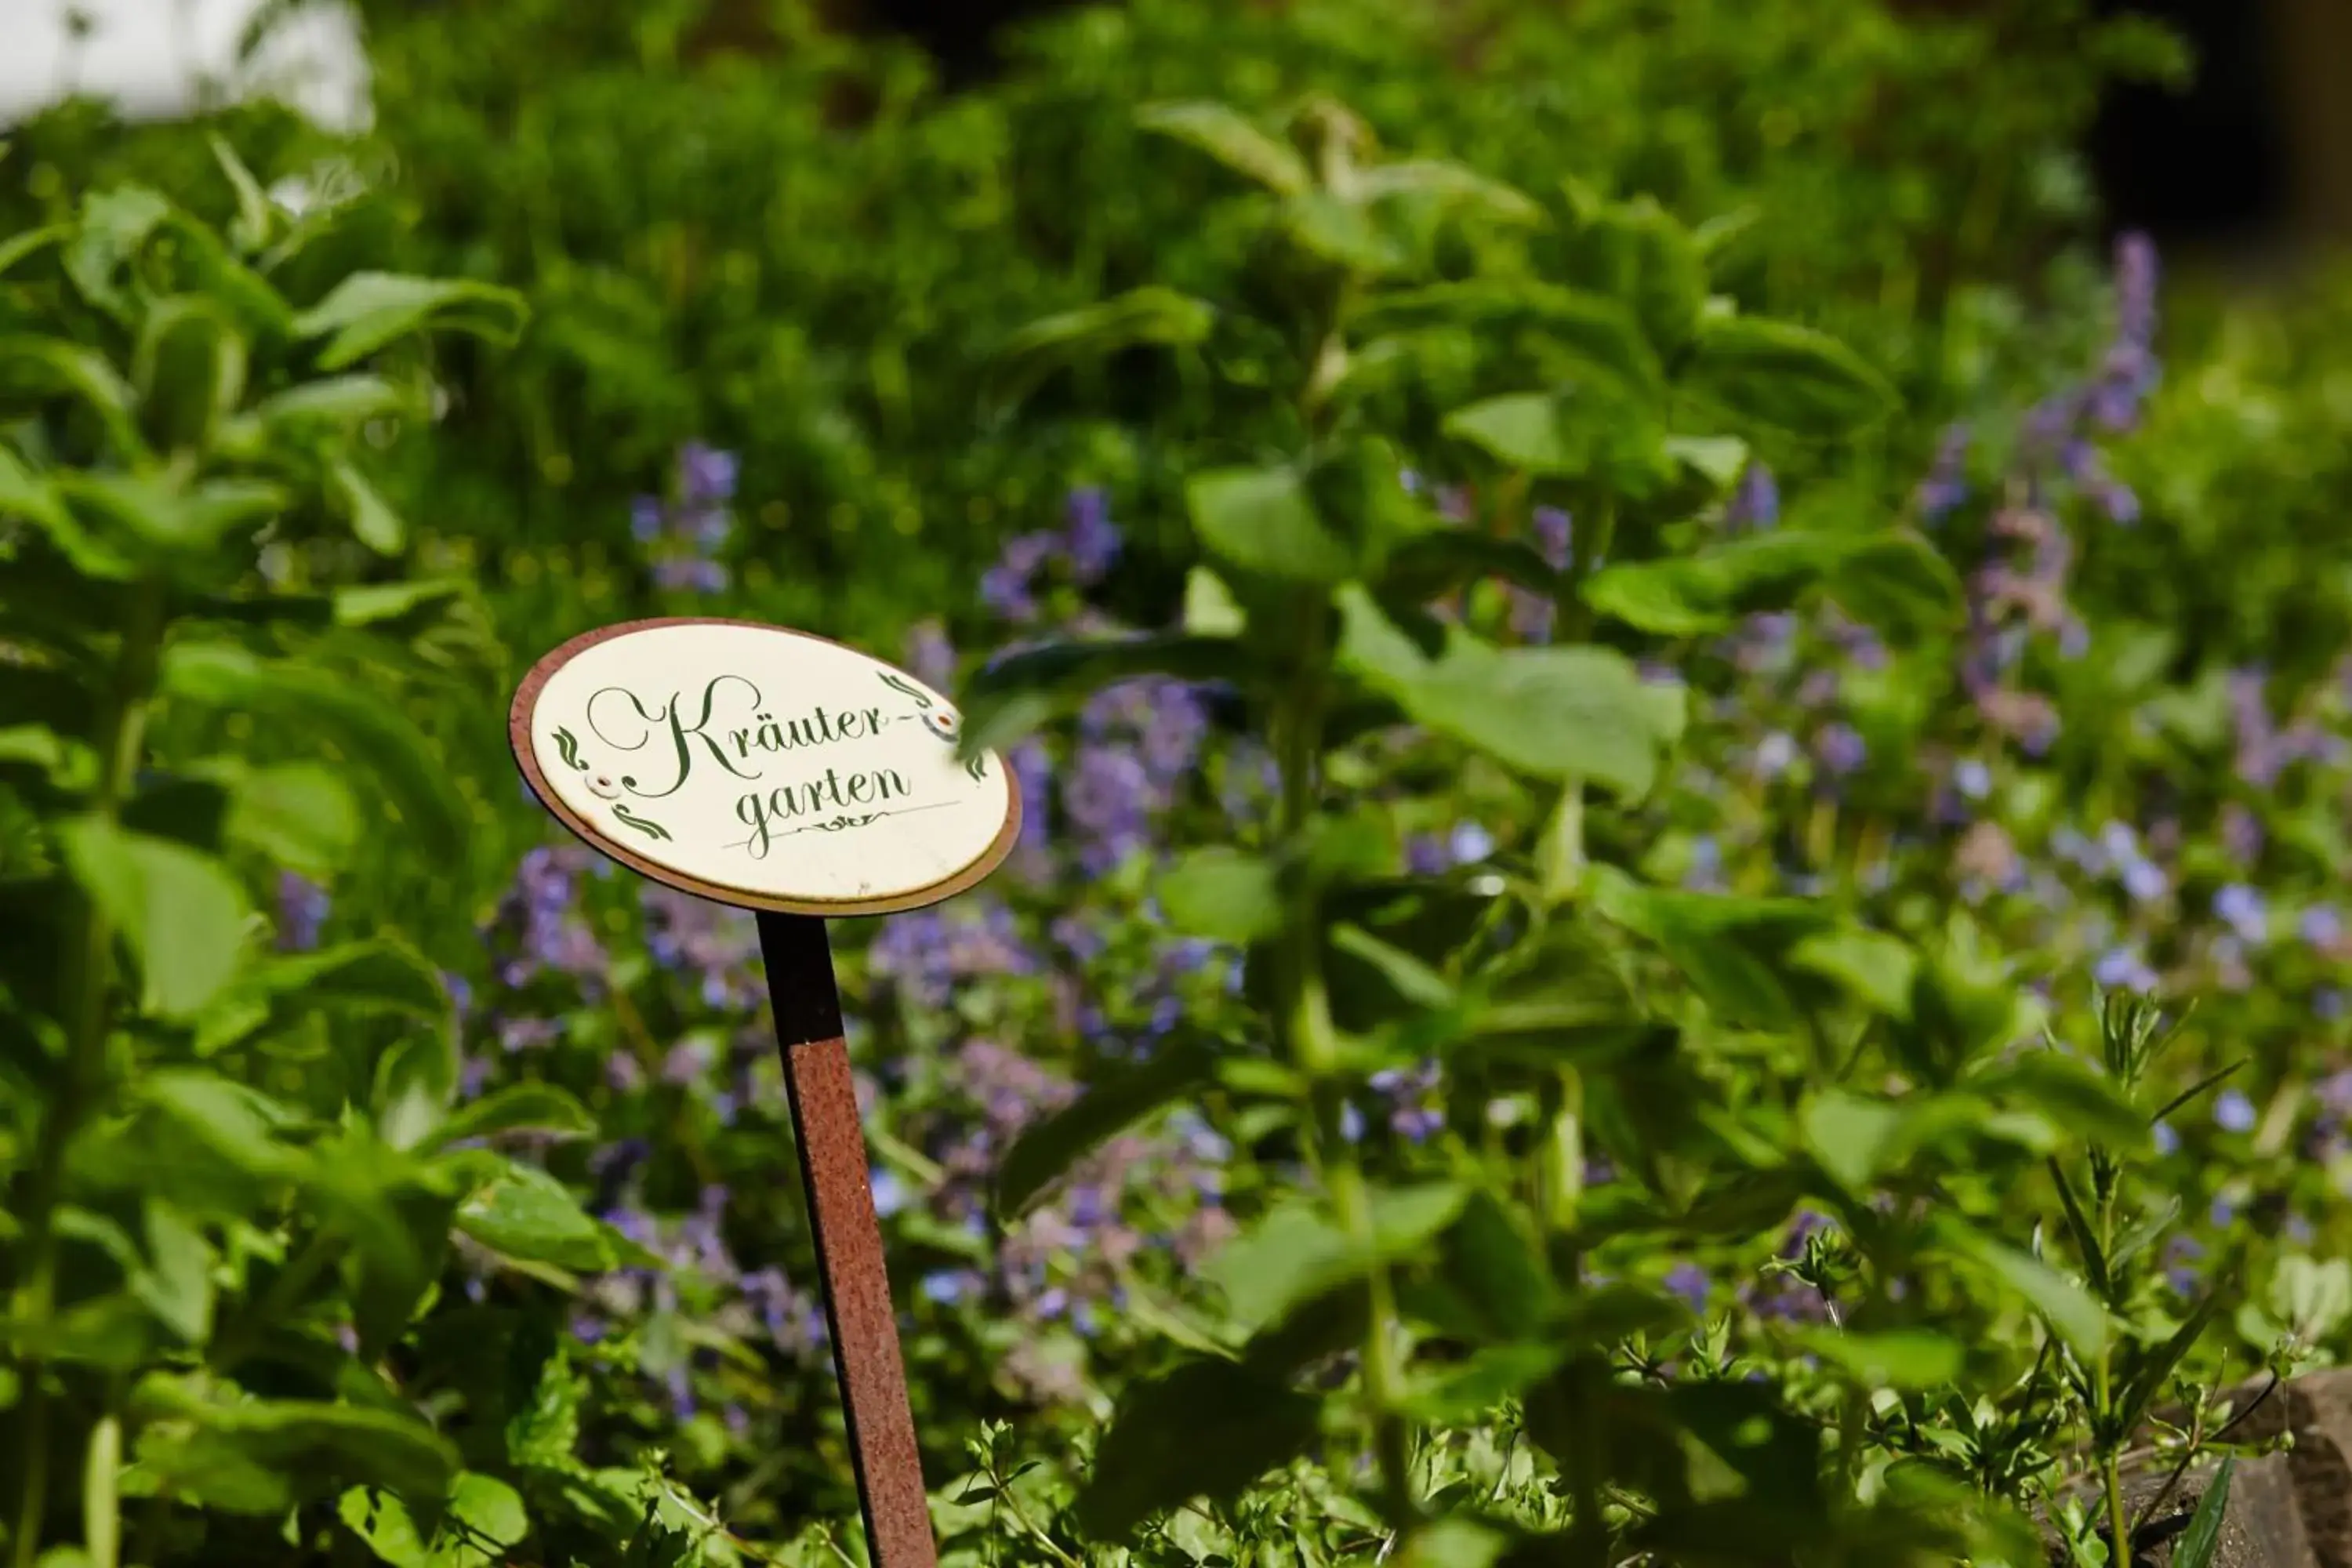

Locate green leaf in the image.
[1680,314,1896,438]
[1786,928,1917,1018]
[1403,1341,1564,1423]
[1214,1183,1468,1329]
[1443,391,1578,476]
[208,135,276,255]
[955,635,1250,760]
[1433,1191,1557,1342]
[1353,160,1541,224]
[1186,465,1355,583]
[131,1070,303,1207]
[428,1084,595,1152]
[328,456,406,554]
[133,1377,459,1508]
[134,1200,216,1345]
[216,373,418,462]
[1330,924,1455,1011]
[1969,1051,2149,1155]
[1182,567,1247,637]
[993,1039,1216,1222]
[292,274,527,370]
[1156,848,1280,944]
[338,1486,433,1567]
[1800,1091,1908,1195]
[0,337,145,458]
[0,223,68,279]
[1587,867,1833,1028]
[1933,1219,2107,1359]
[1791,1327,1962,1390]
[1279,191,1408,274]
[1355,282,1660,393]
[985,286,1215,412]
[1802,1089,1994,1193]
[66,186,172,314]
[2170,1457,2235,1568]
[159,641,470,862]
[221,762,359,875]
[441,1472,528,1566]
[1377,531,1561,604]
[1338,590,1668,797]
[1073,1356,1322,1541]
[1137,102,1312,195]
[456,1160,615,1272]
[1583,530,1961,638]
[2114,1280,2232,1439]
[504,1348,584,1470]
[56,817,252,1018]
[132,295,248,452]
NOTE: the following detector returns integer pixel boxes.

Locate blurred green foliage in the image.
[6,0,2352,1564]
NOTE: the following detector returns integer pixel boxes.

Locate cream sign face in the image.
[511,619,1020,915]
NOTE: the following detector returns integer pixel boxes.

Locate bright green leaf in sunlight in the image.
[456,1159,617,1272]
[1186,465,1356,583]
[1339,589,1670,797]
[1793,1326,1964,1390]
[1156,848,1281,944]
[1933,1218,2108,1359]
[57,817,251,1018]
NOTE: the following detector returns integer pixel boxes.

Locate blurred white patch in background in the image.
[0,0,370,129]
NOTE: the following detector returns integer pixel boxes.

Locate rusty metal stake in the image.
[757,911,938,1568]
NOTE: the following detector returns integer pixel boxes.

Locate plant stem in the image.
[1272,592,1417,1534]
[12,580,165,1568]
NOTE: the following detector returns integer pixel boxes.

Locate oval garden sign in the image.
[511,617,1021,916]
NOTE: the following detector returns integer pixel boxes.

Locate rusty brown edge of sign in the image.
[509,615,1024,920]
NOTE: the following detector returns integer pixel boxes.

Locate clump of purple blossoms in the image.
[866,898,1040,1012]
[894,1037,1236,1403]
[633,441,739,593]
[979,486,1122,622]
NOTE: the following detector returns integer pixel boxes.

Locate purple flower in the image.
[275,871,329,953]
[981,532,1063,623]
[2121,858,2169,906]
[1449,822,1495,865]
[2096,947,2158,994]
[1532,506,1573,568]
[630,496,665,544]
[1065,744,1152,873]
[679,442,739,506]
[905,620,956,691]
[1952,759,1992,801]
[2214,884,2267,946]
[1065,488,1120,584]
[1010,739,1053,858]
[2302,906,2343,949]
[2214,1088,2257,1134]
[2153,1120,2180,1156]
[1664,1261,1711,1313]
[1917,424,1971,521]
[1813,723,1866,779]
[1726,463,1779,530]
